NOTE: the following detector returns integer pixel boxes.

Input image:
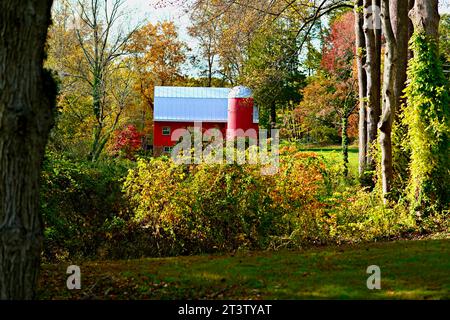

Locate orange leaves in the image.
[123,147,331,251]
[127,21,187,108]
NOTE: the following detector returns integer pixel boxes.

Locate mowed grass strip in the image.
[300,146,359,176]
[37,239,450,300]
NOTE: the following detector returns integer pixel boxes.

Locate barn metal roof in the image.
[154,86,230,122]
[155,86,231,99]
[154,86,259,123]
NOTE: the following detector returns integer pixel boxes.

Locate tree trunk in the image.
[408,0,415,60]
[379,0,398,201]
[269,100,276,139]
[355,0,368,177]
[0,0,55,299]
[407,0,447,215]
[90,125,102,161]
[409,0,440,39]
[207,55,213,87]
[90,68,104,161]
[391,0,410,113]
[390,0,412,197]
[342,116,350,177]
[363,0,382,173]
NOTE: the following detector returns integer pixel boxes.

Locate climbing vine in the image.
[404,32,450,216]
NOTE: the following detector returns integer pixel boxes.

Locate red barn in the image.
[153,86,259,155]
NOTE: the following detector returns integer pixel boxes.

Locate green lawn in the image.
[300,145,359,176]
[37,239,449,300]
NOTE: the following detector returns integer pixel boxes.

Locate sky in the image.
[123,0,449,76]
[126,0,189,24]
[70,0,449,76]
[125,0,192,38]
[439,0,450,13]
[128,0,450,26]
[126,0,450,49]
[124,0,198,75]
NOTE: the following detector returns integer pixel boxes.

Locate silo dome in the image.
[228,86,253,99]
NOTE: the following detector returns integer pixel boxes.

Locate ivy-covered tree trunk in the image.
[355,0,368,177]
[0,0,55,299]
[405,0,449,215]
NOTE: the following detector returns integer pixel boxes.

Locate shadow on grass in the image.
[37,239,450,300]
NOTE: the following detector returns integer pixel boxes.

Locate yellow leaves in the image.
[123,149,330,250]
[128,21,187,91]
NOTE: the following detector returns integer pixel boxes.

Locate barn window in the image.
[163,146,172,153]
[162,127,171,135]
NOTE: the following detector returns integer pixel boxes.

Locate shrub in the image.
[40,152,133,261]
[123,148,330,254]
[325,188,417,243]
[110,124,144,159]
[42,144,438,261]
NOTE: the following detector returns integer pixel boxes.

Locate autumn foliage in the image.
[123,147,330,252]
[321,11,356,77]
[111,125,143,159]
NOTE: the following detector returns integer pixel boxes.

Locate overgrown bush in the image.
[40,152,134,261]
[41,144,441,262]
[325,188,417,243]
[123,148,330,254]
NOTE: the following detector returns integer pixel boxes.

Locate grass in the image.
[37,239,450,300]
[300,145,359,177]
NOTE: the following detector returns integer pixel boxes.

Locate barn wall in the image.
[153,121,228,151]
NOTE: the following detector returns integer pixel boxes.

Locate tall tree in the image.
[354,0,368,176]
[74,0,138,161]
[188,2,220,87]
[405,0,449,215]
[379,0,411,200]
[128,21,187,112]
[127,21,186,147]
[0,0,55,299]
[363,0,381,175]
[46,0,93,156]
[322,11,358,176]
[379,0,398,200]
[241,18,304,131]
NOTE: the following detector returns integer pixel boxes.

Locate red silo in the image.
[227,86,258,140]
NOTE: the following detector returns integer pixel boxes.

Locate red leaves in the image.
[112,124,143,159]
[321,12,356,77]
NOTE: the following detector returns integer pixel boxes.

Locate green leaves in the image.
[403,32,450,216]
